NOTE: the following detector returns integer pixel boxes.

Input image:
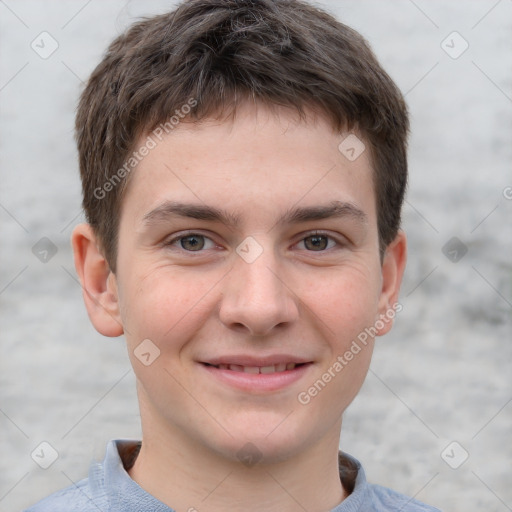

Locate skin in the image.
[72,103,406,512]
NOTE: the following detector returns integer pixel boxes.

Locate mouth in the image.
[199,358,313,393]
[203,362,306,373]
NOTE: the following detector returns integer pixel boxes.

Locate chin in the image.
[206,412,318,466]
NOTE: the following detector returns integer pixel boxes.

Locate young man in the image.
[26,0,440,510]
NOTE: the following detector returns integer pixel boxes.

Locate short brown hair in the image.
[76,0,409,272]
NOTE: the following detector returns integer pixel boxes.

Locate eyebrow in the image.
[142,200,367,228]
[281,201,367,225]
[142,201,241,227]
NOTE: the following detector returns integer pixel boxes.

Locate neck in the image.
[128,410,346,512]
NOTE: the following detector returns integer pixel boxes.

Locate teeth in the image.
[215,363,299,373]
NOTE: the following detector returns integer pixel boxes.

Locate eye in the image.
[299,233,337,251]
[168,234,216,252]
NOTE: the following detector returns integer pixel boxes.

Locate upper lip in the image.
[200,355,313,367]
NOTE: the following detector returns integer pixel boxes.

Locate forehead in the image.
[121,103,376,227]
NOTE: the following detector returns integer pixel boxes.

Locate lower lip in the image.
[200,363,313,393]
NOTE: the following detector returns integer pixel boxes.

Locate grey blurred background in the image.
[0,1,511,511]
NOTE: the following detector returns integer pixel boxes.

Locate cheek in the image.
[297,274,377,418]
[301,261,382,343]
[302,265,380,413]
[118,265,220,349]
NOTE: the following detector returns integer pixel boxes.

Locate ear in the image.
[375,230,407,336]
[71,223,124,337]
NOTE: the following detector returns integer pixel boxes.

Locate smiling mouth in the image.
[203,362,308,374]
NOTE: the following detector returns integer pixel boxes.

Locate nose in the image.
[218,246,299,337]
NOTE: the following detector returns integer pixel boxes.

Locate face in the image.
[79,103,405,464]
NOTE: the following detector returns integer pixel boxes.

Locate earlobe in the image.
[375,230,407,336]
[71,223,124,337]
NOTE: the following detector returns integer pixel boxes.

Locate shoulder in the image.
[337,452,441,512]
[23,440,144,512]
[365,482,442,511]
[23,475,106,512]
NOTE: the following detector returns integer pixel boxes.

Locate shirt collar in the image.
[96,439,367,512]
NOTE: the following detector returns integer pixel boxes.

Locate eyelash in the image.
[164,231,342,253]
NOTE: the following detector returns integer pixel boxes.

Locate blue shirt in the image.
[25,440,441,511]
